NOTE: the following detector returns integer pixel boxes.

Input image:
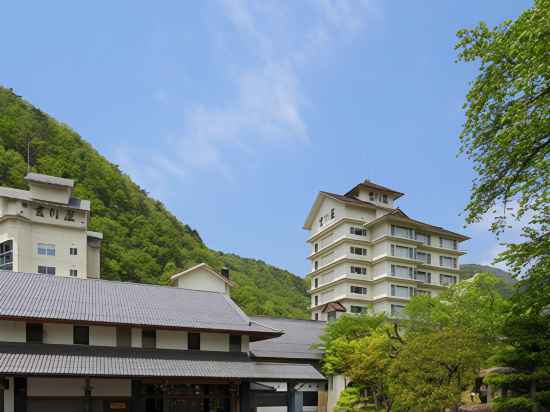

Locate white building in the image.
[0,173,102,279]
[304,179,469,321]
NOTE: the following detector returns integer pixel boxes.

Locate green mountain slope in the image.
[460,263,517,285]
[0,86,309,318]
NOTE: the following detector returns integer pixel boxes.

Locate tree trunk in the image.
[530,380,539,412]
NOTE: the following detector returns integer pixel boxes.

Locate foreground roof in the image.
[0,342,325,381]
[0,271,280,339]
[249,317,325,360]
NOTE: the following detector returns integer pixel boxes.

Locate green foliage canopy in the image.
[0,86,309,318]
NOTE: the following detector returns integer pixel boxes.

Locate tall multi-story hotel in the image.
[0,173,102,279]
[304,179,469,321]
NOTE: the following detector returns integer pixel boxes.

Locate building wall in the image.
[0,321,248,353]
[86,243,101,279]
[157,330,186,350]
[175,269,228,294]
[27,183,72,205]
[27,378,131,397]
[0,321,25,342]
[202,332,229,351]
[90,326,116,347]
[44,323,73,345]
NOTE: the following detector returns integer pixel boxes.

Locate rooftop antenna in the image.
[27,137,31,174]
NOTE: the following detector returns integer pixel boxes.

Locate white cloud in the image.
[117,0,373,184]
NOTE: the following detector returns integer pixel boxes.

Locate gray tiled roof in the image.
[0,271,280,337]
[25,173,75,188]
[0,187,91,211]
[250,317,325,360]
[0,342,325,381]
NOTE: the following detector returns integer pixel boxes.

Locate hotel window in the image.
[319,217,324,227]
[391,265,413,279]
[415,289,431,297]
[382,194,388,204]
[415,232,431,245]
[73,326,90,345]
[330,208,335,219]
[188,332,201,350]
[314,261,319,271]
[391,285,412,298]
[314,295,319,306]
[369,192,375,201]
[69,269,78,277]
[350,266,367,275]
[314,243,318,253]
[440,274,457,286]
[116,327,132,348]
[327,311,337,321]
[38,266,56,276]
[26,323,43,344]
[440,237,458,250]
[416,251,432,264]
[229,335,242,352]
[314,278,319,288]
[70,247,78,256]
[142,329,157,349]
[414,270,431,283]
[350,305,366,314]
[440,256,457,268]
[350,247,368,256]
[0,239,13,270]
[391,304,406,317]
[37,243,55,256]
[391,225,414,239]
[350,286,367,295]
[391,245,414,259]
[350,227,367,236]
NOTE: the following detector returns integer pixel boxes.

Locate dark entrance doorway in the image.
[141,382,235,412]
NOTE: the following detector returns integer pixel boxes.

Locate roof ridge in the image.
[0,270,229,294]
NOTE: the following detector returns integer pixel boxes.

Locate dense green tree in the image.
[456,1,550,409]
[0,86,309,318]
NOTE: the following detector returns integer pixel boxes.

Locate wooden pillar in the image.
[131,380,143,412]
[239,382,250,412]
[84,377,93,412]
[162,381,170,412]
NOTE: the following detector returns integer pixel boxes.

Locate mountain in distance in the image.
[460,263,517,285]
[0,86,310,319]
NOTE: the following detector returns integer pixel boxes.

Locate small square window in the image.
[70,247,78,256]
[69,269,78,277]
[188,332,201,350]
[117,327,132,348]
[229,335,242,352]
[142,329,156,349]
[26,323,43,344]
[73,326,89,345]
[38,266,56,276]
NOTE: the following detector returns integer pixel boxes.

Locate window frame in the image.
[37,243,55,256]
[188,332,201,350]
[116,327,132,348]
[350,286,368,295]
[229,335,242,353]
[26,323,43,344]
[73,325,90,345]
[37,266,56,276]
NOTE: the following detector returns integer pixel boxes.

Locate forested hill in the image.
[0,86,309,318]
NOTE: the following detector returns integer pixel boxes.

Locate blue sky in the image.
[1,0,532,276]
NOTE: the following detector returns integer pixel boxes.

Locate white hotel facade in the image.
[304,179,469,321]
